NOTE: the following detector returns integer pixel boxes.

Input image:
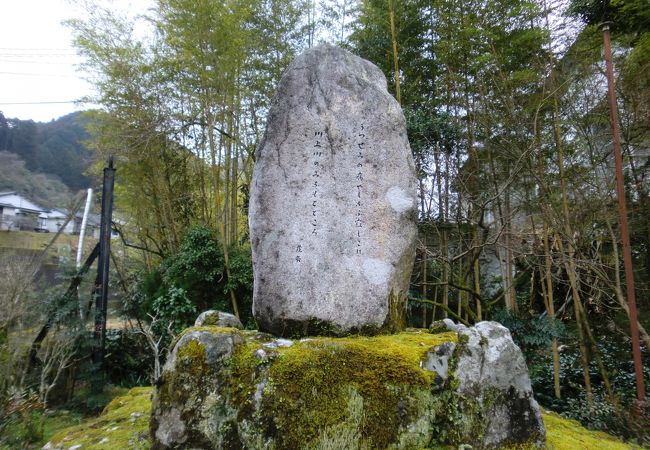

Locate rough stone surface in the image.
[423,340,456,387]
[455,321,546,447]
[150,324,545,449]
[194,310,243,329]
[149,330,246,449]
[249,44,418,337]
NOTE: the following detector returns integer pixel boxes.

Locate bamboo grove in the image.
[69,0,649,410]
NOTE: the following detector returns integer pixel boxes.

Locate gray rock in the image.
[194,310,243,329]
[150,326,545,449]
[442,318,466,332]
[262,338,294,349]
[455,321,546,447]
[249,44,418,336]
[423,341,456,386]
[154,407,186,447]
[163,330,244,372]
[150,330,245,449]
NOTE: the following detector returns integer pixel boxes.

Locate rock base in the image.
[150,321,545,449]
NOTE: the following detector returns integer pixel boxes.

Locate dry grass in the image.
[0,230,97,258]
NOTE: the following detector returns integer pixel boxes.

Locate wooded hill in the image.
[0,112,93,206]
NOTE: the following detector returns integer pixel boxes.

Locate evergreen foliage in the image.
[0,151,73,208]
[0,112,92,193]
[134,225,254,334]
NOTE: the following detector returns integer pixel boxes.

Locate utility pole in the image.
[93,157,115,390]
[601,22,645,401]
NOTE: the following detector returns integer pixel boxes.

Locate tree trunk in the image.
[554,95,593,407]
[388,0,401,104]
[542,221,561,399]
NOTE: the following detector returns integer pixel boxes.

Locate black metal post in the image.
[93,156,115,387]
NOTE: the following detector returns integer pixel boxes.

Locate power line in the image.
[0,101,80,105]
[0,47,74,50]
[0,53,77,58]
[0,59,77,64]
[0,71,80,78]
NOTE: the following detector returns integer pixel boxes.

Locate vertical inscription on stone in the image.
[354,124,365,255]
[312,131,323,238]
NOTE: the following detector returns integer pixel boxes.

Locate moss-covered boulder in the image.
[195,310,243,328]
[150,321,545,449]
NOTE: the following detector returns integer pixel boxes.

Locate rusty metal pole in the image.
[601,22,645,401]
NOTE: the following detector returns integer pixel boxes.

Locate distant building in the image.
[40,208,75,234]
[0,191,46,231]
[44,208,101,238]
[0,191,102,238]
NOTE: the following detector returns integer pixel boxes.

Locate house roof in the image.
[46,209,69,219]
[0,192,101,226]
[0,192,47,214]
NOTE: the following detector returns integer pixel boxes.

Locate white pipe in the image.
[76,188,93,269]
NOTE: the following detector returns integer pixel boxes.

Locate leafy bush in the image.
[225,245,254,328]
[158,226,225,313]
[557,393,650,446]
[151,286,197,335]
[121,225,255,380]
[0,393,45,448]
[491,308,565,349]
[128,226,254,347]
[136,225,251,331]
[517,317,650,445]
[103,329,152,387]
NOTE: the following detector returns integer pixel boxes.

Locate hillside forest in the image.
[0,112,93,207]
[0,0,649,447]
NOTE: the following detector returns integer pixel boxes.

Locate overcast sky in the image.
[0,0,151,123]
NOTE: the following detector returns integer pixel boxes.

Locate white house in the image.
[0,191,102,237]
[41,208,76,234]
[46,209,101,238]
[0,191,47,231]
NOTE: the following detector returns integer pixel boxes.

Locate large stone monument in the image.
[249,44,418,336]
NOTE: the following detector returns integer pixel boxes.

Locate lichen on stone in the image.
[149,324,555,449]
[226,330,457,449]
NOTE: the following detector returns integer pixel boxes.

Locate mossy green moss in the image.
[542,411,642,450]
[45,384,642,450]
[201,312,221,326]
[156,336,209,409]
[176,338,208,378]
[229,340,268,417]
[45,387,152,450]
[171,325,245,348]
[229,330,456,449]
